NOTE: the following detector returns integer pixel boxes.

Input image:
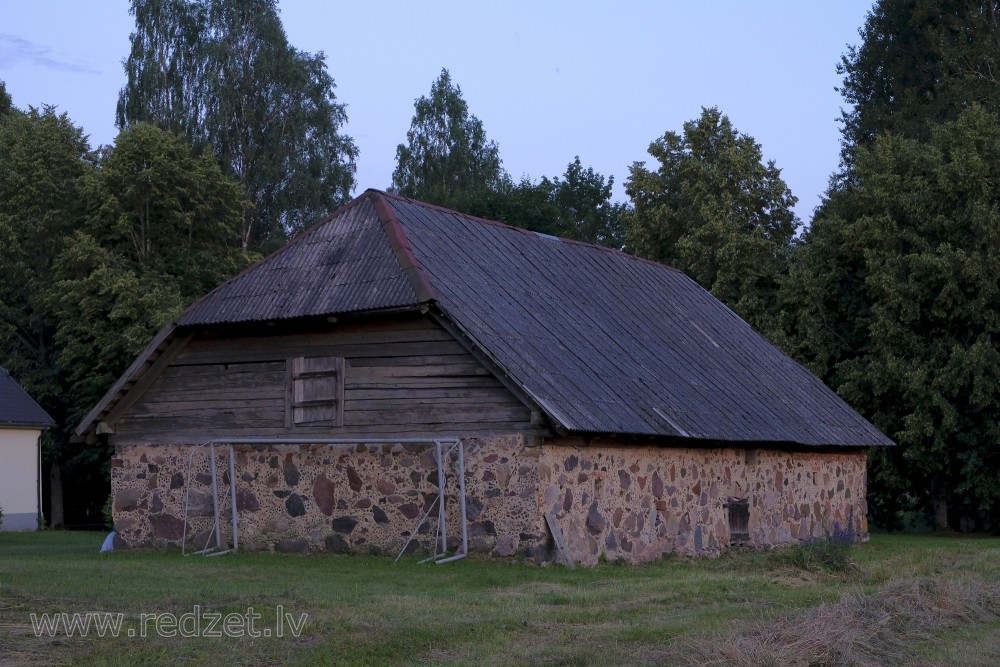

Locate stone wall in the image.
[110,435,867,564]
[110,435,542,557]
[538,440,867,564]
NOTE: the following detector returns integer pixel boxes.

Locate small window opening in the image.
[726,497,750,546]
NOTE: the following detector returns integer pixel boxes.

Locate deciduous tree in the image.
[392,69,503,216]
[118,0,358,252]
[0,103,94,526]
[624,107,798,331]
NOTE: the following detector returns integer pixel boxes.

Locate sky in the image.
[0,1,875,223]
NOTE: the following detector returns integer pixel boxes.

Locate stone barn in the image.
[76,189,892,564]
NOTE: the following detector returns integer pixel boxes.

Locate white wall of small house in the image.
[0,428,41,531]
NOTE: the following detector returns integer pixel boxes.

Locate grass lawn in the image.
[0,532,998,666]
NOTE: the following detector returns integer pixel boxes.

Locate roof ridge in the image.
[370,191,438,303]
[376,189,686,276]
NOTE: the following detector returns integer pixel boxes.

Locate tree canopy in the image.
[0,89,251,526]
[117,0,358,252]
[837,0,1000,179]
[392,69,504,216]
[785,0,1000,530]
[624,107,798,330]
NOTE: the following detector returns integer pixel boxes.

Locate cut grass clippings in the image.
[663,577,1000,667]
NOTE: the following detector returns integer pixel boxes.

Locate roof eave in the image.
[560,429,894,450]
[0,420,55,430]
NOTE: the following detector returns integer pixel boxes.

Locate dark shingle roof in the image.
[77,189,892,448]
[0,368,55,429]
[180,197,422,325]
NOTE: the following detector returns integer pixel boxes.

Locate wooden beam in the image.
[544,513,574,568]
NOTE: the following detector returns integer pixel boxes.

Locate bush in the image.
[791,514,857,573]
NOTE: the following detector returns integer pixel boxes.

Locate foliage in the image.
[118,0,358,252]
[391,72,624,247]
[838,0,1000,170]
[0,92,250,527]
[624,107,799,332]
[788,107,1000,530]
[102,496,113,530]
[0,80,11,117]
[0,104,96,525]
[490,158,626,248]
[545,156,626,248]
[51,122,251,437]
[392,69,504,216]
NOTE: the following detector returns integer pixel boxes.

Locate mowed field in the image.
[0,532,997,666]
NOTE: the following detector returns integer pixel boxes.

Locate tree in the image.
[486,158,625,249]
[392,69,504,215]
[547,157,625,249]
[54,122,249,426]
[624,107,798,331]
[45,123,251,525]
[0,81,11,117]
[788,0,1000,530]
[118,0,358,252]
[0,104,95,527]
[80,123,250,302]
[789,107,1000,530]
[838,0,1000,180]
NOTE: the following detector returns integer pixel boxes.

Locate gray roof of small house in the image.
[78,190,893,448]
[0,367,55,429]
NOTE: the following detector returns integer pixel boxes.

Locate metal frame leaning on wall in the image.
[179,437,468,564]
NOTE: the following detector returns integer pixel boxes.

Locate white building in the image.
[0,367,53,531]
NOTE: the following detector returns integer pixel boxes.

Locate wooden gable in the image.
[106,313,541,446]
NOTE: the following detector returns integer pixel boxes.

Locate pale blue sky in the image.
[1,1,874,222]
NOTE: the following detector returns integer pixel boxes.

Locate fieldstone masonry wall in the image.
[110,435,867,564]
[110,435,543,557]
[539,439,867,564]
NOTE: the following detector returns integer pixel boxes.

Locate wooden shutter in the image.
[726,498,750,545]
[286,356,344,427]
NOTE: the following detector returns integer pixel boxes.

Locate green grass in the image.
[0,532,997,666]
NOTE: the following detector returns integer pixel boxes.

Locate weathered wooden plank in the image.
[345,387,515,401]
[176,340,466,365]
[179,327,455,358]
[159,362,284,378]
[103,333,194,427]
[139,385,284,402]
[110,421,545,446]
[345,405,530,426]
[118,414,285,432]
[544,513,575,568]
[344,376,502,390]
[347,363,491,379]
[347,354,470,368]
[127,398,285,415]
[155,371,286,388]
[344,396,524,411]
